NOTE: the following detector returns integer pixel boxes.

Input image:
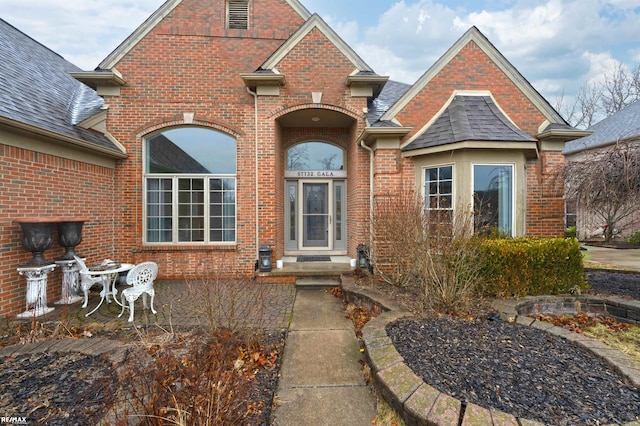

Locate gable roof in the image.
[0,18,124,157]
[380,26,567,126]
[403,94,536,152]
[98,0,312,70]
[260,13,372,72]
[563,99,640,155]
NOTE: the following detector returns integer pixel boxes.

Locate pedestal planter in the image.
[16,264,57,318]
[54,259,83,304]
[55,220,85,261]
[13,219,55,267]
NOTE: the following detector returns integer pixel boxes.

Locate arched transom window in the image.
[287,142,344,171]
[144,127,236,244]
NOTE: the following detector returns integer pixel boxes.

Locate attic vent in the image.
[227,0,249,29]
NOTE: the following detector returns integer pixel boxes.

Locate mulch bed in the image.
[386,271,640,425]
[0,352,118,425]
[0,330,284,425]
[388,316,640,425]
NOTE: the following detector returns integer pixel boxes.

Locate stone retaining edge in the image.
[341,275,640,426]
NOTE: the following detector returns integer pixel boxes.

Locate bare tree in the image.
[601,63,639,117]
[564,141,640,242]
[557,63,640,128]
[287,144,309,170]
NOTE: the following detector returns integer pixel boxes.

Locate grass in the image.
[532,312,640,363]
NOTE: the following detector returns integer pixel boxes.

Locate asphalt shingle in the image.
[563,99,640,155]
[403,95,536,152]
[0,18,121,153]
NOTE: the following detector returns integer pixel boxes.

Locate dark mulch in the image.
[0,352,118,425]
[388,316,640,425]
[586,269,640,300]
[0,330,284,425]
[386,271,640,425]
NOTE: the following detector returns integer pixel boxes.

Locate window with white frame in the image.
[227,0,249,29]
[145,127,236,244]
[424,165,453,226]
[473,164,513,236]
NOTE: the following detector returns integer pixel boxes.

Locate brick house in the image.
[1,0,585,318]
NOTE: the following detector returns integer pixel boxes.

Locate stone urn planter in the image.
[55,219,85,261]
[13,219,56,267]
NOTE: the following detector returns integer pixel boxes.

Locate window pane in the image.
[474,165,513,235]
[147,127,236,174]
[146,178,172,242]
[210,177,236,242]
[287,142,344,170]
[424,166,453,211]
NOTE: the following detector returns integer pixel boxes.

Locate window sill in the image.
[138,244,238,252]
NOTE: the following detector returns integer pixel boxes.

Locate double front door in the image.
[285,180,346,253]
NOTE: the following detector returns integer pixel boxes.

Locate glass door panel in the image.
[302,182,330,248]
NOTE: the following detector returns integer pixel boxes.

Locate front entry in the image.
[285,179,347,254]
[302,181,330,248]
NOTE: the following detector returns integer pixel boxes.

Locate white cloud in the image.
[0,0,163,69]
[2,0,639,107]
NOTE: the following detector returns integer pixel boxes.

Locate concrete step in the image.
[295,277,341,289]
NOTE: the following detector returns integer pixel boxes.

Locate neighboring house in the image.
[1,0,586,318]
[563,100,640,240]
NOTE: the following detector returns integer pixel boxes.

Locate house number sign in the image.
[285,170,347,178]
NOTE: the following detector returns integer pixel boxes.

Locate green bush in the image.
[564,226,577,239]
[628,231,640,245]
[475,237,587,298]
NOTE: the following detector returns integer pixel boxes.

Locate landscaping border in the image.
[341,274,640,426]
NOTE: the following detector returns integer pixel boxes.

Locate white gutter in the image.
[247,87,260,261]
[360,140,374,245]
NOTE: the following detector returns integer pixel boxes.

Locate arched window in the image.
[144,127,236,244]
[287,142,344,171]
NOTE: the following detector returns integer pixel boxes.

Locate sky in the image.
[1,0,640,116]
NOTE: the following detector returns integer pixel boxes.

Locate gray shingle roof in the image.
[403,95,536,152]
[563,99,640,155]
[0,19,121,153]
[367,80,411,125]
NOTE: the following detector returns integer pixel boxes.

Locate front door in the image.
[302,181,331,248]
[285,179,346,253]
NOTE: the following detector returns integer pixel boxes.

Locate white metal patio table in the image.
[82,262,134,317]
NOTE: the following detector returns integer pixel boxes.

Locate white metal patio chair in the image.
[74,255,109,311]
[118,261,158,322]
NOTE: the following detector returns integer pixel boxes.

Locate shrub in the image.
[371,195,483,314]
[418,209,484,314]
[371,192,428,287]
[565,226,577,239]
[475,237,587,297]
[629,231,640,245]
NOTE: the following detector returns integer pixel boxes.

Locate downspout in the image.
[247,87,259,263]
[360,140,374,253]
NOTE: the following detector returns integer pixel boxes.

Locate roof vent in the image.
[227,0,249,30]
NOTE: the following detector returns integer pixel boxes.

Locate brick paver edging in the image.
[341,275,640,426]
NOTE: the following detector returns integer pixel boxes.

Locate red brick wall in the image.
[103,0,370,276]
[397,41,546,137]
[0,143,116,318]
[526,151,565,237]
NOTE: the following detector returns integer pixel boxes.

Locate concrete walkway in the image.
[271,288,377,425]
[581,244,640,271]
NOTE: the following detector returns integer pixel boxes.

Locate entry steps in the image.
[295,277,341,290]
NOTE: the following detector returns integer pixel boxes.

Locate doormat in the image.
[297,256,331,262]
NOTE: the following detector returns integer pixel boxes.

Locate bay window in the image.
[473,164,513,236]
